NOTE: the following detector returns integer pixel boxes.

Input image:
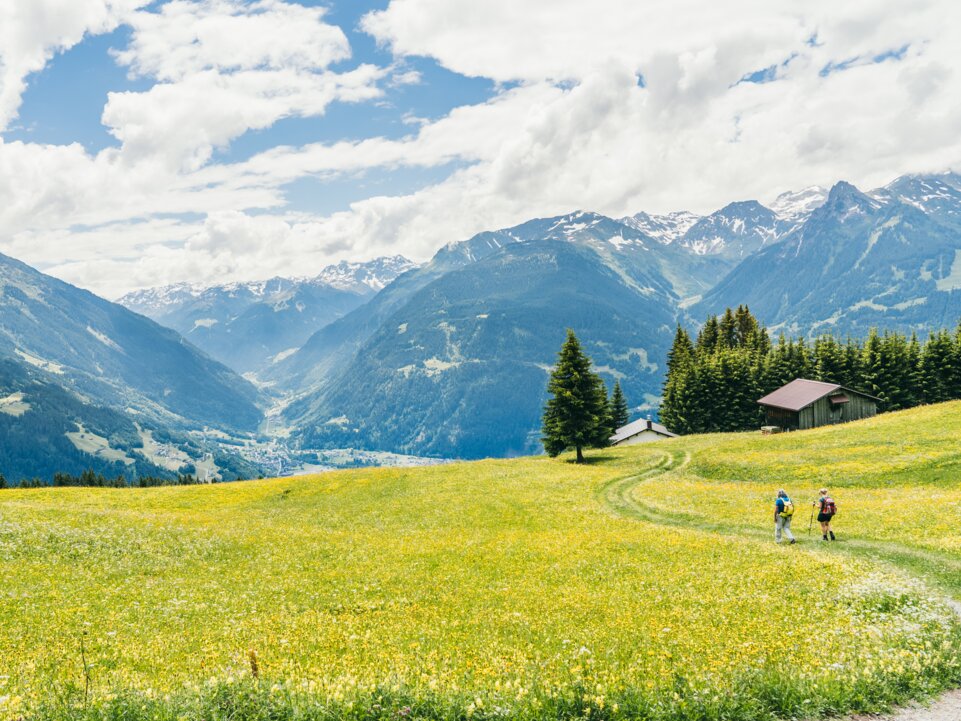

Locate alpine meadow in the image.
[3,404,961,721]
[4,1,961,721]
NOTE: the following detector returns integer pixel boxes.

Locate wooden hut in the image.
[757,379,878,431]
[610,417,678,445]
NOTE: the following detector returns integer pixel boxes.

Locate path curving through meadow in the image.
[599,446,961,721]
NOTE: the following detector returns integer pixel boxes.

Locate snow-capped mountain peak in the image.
[314,256,419,293]
[619,210,702,244]
[117,256,420,374]
[872,173,961,219]
[769,186,829,222]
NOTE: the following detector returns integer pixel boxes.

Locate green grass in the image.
[3,403,961,720]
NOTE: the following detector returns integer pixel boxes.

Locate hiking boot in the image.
[830,532,836,541]
[789,539,797,545]
[822,535,828,541]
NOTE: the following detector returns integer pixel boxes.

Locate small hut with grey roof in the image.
[758,378,879,431]
[610,417,678,445]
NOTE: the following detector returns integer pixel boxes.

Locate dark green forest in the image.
[660,306,961,435]
[8,470,216,489]
[0,360,171,482]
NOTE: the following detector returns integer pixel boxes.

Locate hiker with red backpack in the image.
[814,488,837,541]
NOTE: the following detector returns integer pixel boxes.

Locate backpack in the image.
[780,499,795,518]
[822,496,837,516]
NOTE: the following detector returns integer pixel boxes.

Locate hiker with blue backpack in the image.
[774,489,797,544]
[814,488,838,541]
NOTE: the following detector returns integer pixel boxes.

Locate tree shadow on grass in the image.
[565,454,617,465]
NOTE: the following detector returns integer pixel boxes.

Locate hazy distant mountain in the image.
[0,251,262,432]
[676,201,781,260]
[120,256,418,374]
[623,197,815,263]
[265,211,699,395]
[283,232,678,459]
[695,175,961,335]
[314,257,418,293]
[272,211,727,458]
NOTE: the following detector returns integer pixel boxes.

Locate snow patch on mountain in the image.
[314,256,419,293]
[619,210,701,244]
[770,186,829,222]
[120,256,419,314]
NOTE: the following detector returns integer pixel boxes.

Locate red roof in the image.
[757,379,876,412]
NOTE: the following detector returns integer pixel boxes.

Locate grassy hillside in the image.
[629,402,961,555]
[2,404,961,721]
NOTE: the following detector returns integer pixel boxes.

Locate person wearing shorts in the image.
[815,488,837,541]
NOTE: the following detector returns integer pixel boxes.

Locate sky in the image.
[1,0,959,298]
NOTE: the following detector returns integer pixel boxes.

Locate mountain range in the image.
[696,174,961,332]
[120,256,417,374]
[3,171,961,475]
[262,172,961,459]
[266,201,801,459]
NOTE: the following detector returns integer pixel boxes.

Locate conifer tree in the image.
[750,325,772,356]
[862,330,889,410]
[813,335,844,383]
[879,332,913,411]
[662,365,699,435]
[842,338,865,390]
[906,333,923,407]
[609,381,630,435]
[696,316,720,354]
[763,335,794,389]
[0,473,6,490]
[949,322,961,398]
[789,338,813,380]
[684,356,717,433]
[660,326,695,433]
[921,331,955,403]
[718,308,737,350]
[733,305,760,348]
[666,325,695,374]
[542,330,610,462]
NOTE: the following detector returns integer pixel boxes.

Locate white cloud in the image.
[1,0,960,299]
[0,0,148,129]
[103,64,385,171]
[114,0,351,81]
[101,0,384,170]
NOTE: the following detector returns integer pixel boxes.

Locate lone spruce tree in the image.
[609,381,629,435]
[542,330,610,462]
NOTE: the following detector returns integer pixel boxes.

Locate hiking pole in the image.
[808,502,815,536]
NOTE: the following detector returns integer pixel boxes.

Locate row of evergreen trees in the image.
[661,305,961,435]
[542,330,630,462]
[0,470,218,489]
